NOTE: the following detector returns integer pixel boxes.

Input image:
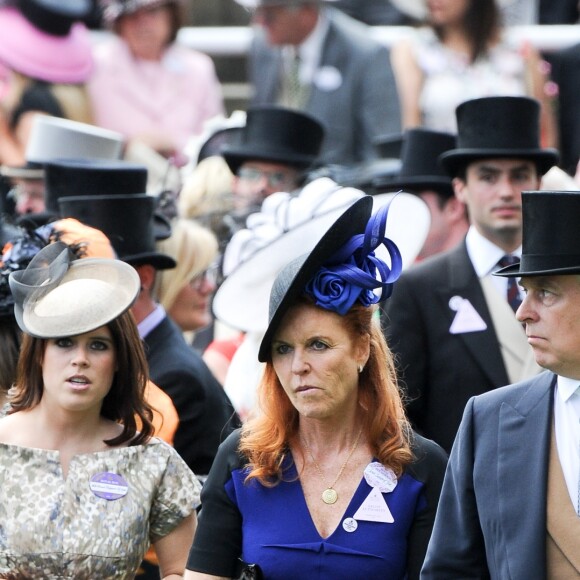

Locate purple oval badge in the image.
[89,472,129,501]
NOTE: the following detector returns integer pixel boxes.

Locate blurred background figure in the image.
[89,0,224,161]
[155,218,219,345]
[333,0,418,25]
[374,127,468,262]
[0,114,124,220]
[0,0,94,211]
[238,0,401,166]
[221,105,324,212]
[390,0,558,148]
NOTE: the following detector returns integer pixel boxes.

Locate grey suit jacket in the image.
[383,241,509,452]
[249,8,401,166]
[421,371,554,579]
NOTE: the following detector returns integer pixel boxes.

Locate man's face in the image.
[252,3,312,45]
[417,190,460,260]
[518,275,580,378]
[11,178,45,215]
[453,158,540,248]
[232,161,301,210]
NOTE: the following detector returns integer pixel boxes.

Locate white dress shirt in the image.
[555,376,580,513]
[465,226,522,299]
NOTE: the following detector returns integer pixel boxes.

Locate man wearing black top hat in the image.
[383,96,559,453]
[422,190,580,578]
[374,127,468,262]
[53,160,240,479]
[222,105,324,212]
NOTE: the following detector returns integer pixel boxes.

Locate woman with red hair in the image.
[185,195,447,579]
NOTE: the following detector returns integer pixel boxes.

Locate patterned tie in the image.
[497,255,522,313]
[281,52,304,109]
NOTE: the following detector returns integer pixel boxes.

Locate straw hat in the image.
[9,241,139,338]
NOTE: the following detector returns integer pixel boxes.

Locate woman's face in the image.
[271,303,369,421]
[41,326,117,414]
[427,0,470,27]
[117,5,173,60]
[168,269,217,332]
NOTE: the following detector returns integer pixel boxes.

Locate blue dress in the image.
[187,430,447,579]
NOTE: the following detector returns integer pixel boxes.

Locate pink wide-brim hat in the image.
[0,7,93,84]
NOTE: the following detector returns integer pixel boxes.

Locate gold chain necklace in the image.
[301,428,363,505]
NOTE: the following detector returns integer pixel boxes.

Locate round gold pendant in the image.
[322,488,338,504]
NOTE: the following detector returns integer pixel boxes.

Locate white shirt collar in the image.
[557,375,580,403]
[465,226,522,278]
[137,303,166,339]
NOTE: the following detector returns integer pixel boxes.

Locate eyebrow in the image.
[476,163,532,174]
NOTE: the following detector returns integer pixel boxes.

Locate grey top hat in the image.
[495,190,580,278]
[439,96,559,177]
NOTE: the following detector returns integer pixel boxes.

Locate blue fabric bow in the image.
[305,198,403,315]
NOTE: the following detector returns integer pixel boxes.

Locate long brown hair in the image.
[240,299,413,485]
[433,0,500,63]
[11,310,154,446]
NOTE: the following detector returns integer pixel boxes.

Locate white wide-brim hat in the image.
[10,242,140,338]
[390,0,513,21]
[212,178,430,333]
[235,0,336,7]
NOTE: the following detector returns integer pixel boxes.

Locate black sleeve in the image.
[405,432,449,580]
[187,429,245,577]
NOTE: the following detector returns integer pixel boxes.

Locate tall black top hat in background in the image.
[439,96,559,177]
[221,106,325,175]
[58,194,176,270]
[495,190,580,277]
[44,159,148,213]
[374,128,456,196]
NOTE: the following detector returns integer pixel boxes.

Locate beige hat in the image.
[9,242,139,338]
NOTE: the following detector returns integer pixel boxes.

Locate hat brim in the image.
[222,146,316,175]
[439,148,559,177]
[16,257,140,338]
[0,8,93,83]
[213,195,364,333]
[122,253,176,270]
[494,263,580,278]
[0,163,44,180]
[258,196,372,362]
[373,175,453,196]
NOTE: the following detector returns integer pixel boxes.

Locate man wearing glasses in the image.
[221,105,324,211]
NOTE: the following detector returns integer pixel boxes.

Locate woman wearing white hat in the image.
[0,242,200,578]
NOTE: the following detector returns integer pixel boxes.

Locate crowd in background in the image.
[0,0,579,577]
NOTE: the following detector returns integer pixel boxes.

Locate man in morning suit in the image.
[382,96,559,452]
[422,190,580,578]
[238,0,401,166]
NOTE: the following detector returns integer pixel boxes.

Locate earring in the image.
[358,364,363,374]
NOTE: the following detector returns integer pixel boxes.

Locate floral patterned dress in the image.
[0,439,200,578]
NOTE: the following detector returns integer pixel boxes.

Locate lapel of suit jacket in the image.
[497,372,555,578]
[436,242,509,387]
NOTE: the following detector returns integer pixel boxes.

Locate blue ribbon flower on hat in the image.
[305,198,403,315]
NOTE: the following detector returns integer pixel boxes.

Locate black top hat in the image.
[58,194,176,270]
[495,190,580,277]
[373,132,403,160]
[44,159,147,213]
[45,158,174,240]
[439,96,559,177]
[222,106,325,175]
[258,196,372,362]
[18,0,92,36]
[374,128,456,196]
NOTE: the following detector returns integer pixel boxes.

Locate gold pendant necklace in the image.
[302,428,363,505]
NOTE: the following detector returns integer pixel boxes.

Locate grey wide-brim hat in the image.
[495,190,580,278]
[258,196,372,362]
[9,242,140,338]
